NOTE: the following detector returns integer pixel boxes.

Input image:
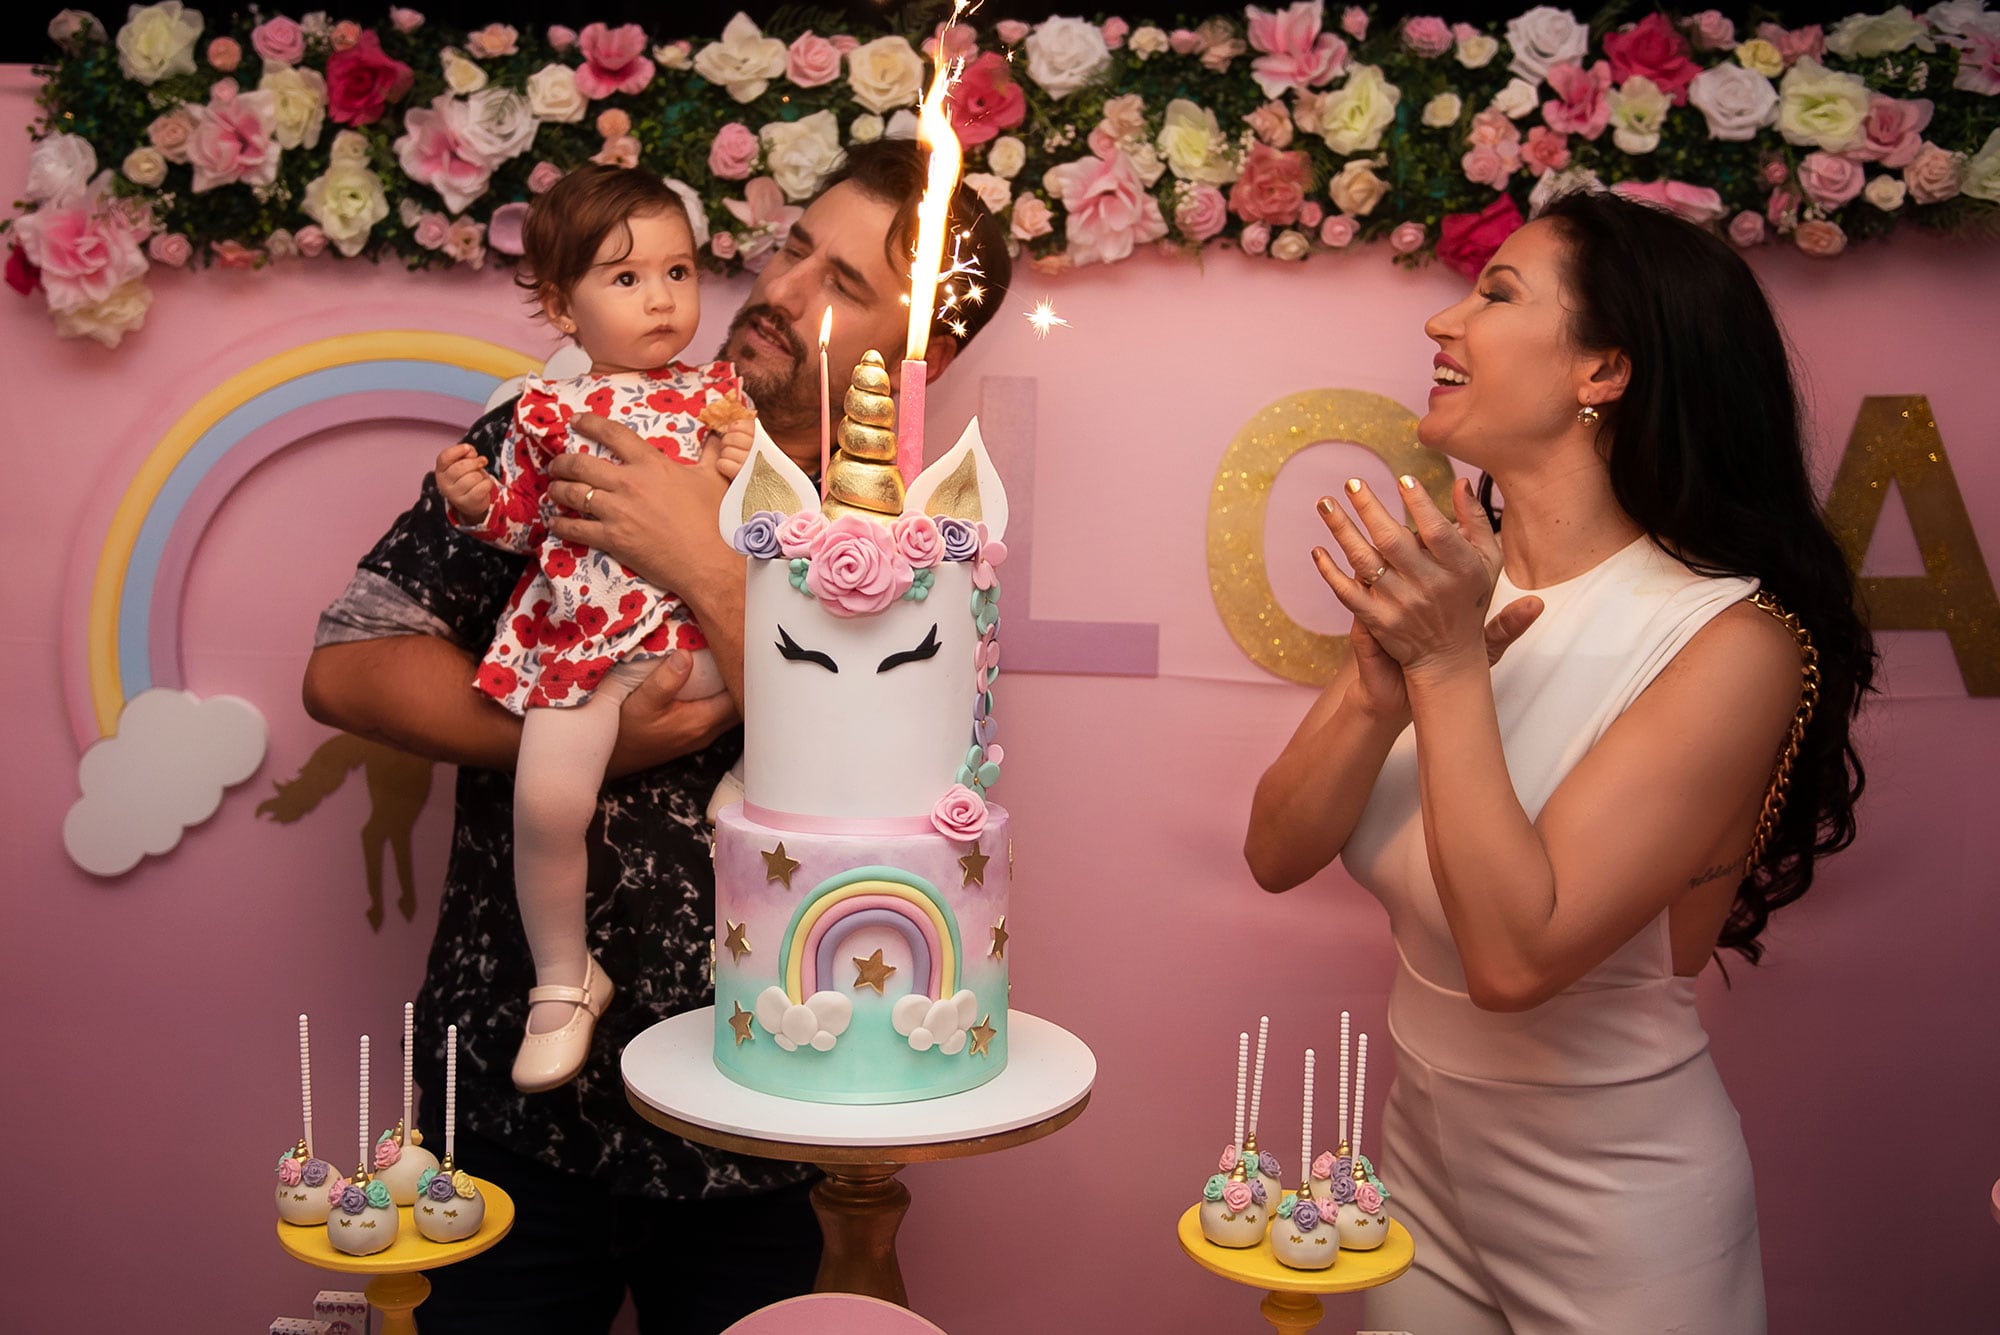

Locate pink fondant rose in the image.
[708,122,759,180]
[1221,1180,1254,1211]
[277,1157,305,1186]
[374,1137,402,1169]
[775,510,826,558]
[1311,1150,1335,1179]
[949,51,1028,148]
[326,32,414,127]
[1355,1181,1383,1213]
[931,784,989,841]
[891,513,943,567]
[576,23,654,99]
[1219,1144,1239,1172]
[805,514,914,616]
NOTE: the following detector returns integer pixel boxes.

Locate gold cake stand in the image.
[275,1178,515,1335]
[1176,1203,1414,1335]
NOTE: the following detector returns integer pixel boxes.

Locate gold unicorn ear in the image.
[822,350,905,522]
[719,421,819,538]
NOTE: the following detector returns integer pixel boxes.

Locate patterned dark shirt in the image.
[320,400,810,1200]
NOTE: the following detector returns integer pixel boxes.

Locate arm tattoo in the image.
[1688,861,1736,889]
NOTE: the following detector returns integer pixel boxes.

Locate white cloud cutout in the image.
[891,989,979,1054]
[755,986,853,1052]
[63,689,266,877]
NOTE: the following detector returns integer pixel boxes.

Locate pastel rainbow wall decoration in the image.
[778,868,962,1006]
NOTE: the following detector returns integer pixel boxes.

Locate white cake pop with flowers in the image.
[1311,1027,1391,1250]
[326,1036,399,1257]
[1198,1031,1276,1248]
[414,1024,487,1242]
[371,1003,439,1207]
[275,1014,337,1226]
[1272,1048,1338,1271]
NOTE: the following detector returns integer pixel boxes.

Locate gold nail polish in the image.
[1316,497,1336,516]
[1398,474,1417,490]
[1345,478,1362,495]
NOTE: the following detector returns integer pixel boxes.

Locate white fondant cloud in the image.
[756,987,853,1052]
[891,988,980,1054]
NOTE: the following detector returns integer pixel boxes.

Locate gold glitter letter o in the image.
[1207,390,1454,685]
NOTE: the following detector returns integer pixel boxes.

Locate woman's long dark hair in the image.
[1481,190,1875,963]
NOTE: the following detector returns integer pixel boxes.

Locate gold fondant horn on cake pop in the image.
[822,349,905,521]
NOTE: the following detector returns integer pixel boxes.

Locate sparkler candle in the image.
[818,306,832,496]
[895,13,966,484]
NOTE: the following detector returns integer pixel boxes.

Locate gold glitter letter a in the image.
[1823,396,2000,697]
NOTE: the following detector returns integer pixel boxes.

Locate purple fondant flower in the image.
[339,1184,368,1214]
[1293,1199,1322,1230]
[1258,1151,1281,1178]
[426,1171,457,1202]
[302,1158,330,1187]
[1330,1173,1357,1205]
[938,516,979,562]
[733,512,782,560]
[1250,1180,1267,1205]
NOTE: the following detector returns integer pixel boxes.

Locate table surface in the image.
[623,1008,1095,1156]
[275,1178,516,1276]
[1176,1203,1415,1295]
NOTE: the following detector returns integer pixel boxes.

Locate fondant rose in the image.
[805,514,914,616]
[373,1137,402,1169]
[1293,1199,1322,1229]
[364,1179,394,1210]
[931,784,988,841]
[892,514,943,567]
[1204,1173,1227,1201]
[277,1157,305,1185]
[1222,1181,1254,1211]
[1258,1151,1281,1178]
[1355,1182,1383,1213]
[1329,1172,1357,1204]
[938,517,979,563]
[302,1158,331,1187]
[1250,1180,1268,1205]
[733,513,782,560]
[423,1171,455,1200]
[452,1171,478,1199]
[1218,1144,1239,1172]
[1311,1150,1335,1179]
[339,1184,367,1213]
[775,510,826,558]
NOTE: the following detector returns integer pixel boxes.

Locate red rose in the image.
[949,52,1026,147]
[5,243,40,296]
[475,663,518,698]
[1436,195,1523,280]
[1227,142,1309,226]
[325,32,414,127]
[1602,13,1700,104]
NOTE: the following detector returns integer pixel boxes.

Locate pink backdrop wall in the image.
[4,67,1997,1330]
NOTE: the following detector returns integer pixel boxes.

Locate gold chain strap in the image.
[1743,591,1821,874]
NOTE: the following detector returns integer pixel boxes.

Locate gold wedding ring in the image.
[1361,564,1387,587]
[582,487,596,518]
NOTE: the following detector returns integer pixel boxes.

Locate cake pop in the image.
[372,1003,439,1206]
[327,1036,399,1257]
[1242,1016,1285,1213]
[414,1024,487,1242]
[1198,1032,1274,1247]
[1272,1048,1336,1271]
[1332,1032,1391,1250]
[276,1014,336,1226]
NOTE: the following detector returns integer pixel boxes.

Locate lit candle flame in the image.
[819,306,833,351]
[904,5,969,364]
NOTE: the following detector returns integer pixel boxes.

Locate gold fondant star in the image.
[968,1014,997,1058]
[959,848,991,887]
[989,916,1009,960]
[727,1001,755,1046]
[722,920,752,963]
[761,842,800,888]
[852,949,897,994]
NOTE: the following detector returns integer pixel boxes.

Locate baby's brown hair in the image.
[516,165,693,316]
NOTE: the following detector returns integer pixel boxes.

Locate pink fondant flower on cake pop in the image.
[277,1157,305,1186]
[373,1136,402,1169]
[1311,1150,1336,1179]
[1219,1144,1239,1172]
[931,784,988,841]
[1355,1181,1383,1213]
[1221,1180,1254,1211]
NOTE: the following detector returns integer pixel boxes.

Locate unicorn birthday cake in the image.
[710,352,1010,1104]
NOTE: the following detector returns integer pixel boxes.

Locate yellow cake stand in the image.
[1176,1202,1414,1335]
[275,1179,515,1335]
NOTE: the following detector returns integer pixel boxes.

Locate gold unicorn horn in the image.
[823,350,904,521]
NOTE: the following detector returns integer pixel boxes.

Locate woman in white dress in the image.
[1243,191,1874,1333]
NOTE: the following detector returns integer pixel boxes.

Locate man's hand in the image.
[434,442,493,522]
[606,650,741,778]
[547,412,733,590]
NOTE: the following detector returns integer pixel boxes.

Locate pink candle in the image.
[817,307,832,498]
[897,358,926,485]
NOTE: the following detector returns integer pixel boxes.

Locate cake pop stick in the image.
[1249,1015,1270,1137]
[445,1024,458,1167]
[1301,1048,1315,1191]
[1352,1032,1368,1172]
[358,1034,370,1178]
[1338,1010,1351,1153]
[298,1014,314,1159]
[1232,1031,1248,1151]
[401,1002,415,1147]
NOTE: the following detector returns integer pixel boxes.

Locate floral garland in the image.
[12,3,2000,347]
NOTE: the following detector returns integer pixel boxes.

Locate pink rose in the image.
[932,783,989,841]
[591,135,640,169]
[1010,194,1053,241]
[213,239,263,269]
[389,9,424,35]
[277,1157,305,1186]
[1522,125,1571,176]
[1319,213,1357,247]
[892,513,943,566]
[1436,194,1523,278]
[576,23,654,99]
[1198,18,1250,73]
[597,108,631,139]
[1355,1181,1383,1213]
[1221,1180,1254,1211]
[187,85,280,194]
[1684,10,1735,52]
[1766,186,1799,232]
[708,123,759,180]
[265,228,298,260]
[1341,7,1368,41]
[1903,143,1963,205]
[1219,1144,1239,1171]
[396,97,494,213]
[1169,28,1201,56]
[1761,158,1790,187]
[329,21,362,52]
[1793,219,1846,258]
[1042,149,1169,265]
[1245,100,1294,148]
[1727,210,1766,247]
[1311,1150,1336,1179]
[1240,221,1271,255]
[413,211,451,250]
[1461,144,1514,188]
[148,108,196,162]
[1246,1,1348,99]
[1542,61,1611,140]
[1467,108,1521,150]
[776,510,825,558]
[786,31,841,88]
[996,19,1030,45]
[1300,200,1323,226]
[1102,17,1130,49]
[1389,221,1426,254]
[806,514,914,616]
[926,21,977,65]
[950,52,1027,148]
[547,25,576,52]
[1612,179,1727,224]
[1228,141,1308,225]
[711,232,738,260]
[327,1175,349,1205]
[527,160,564,194]
[445,218,486,268]
[294,225,327,257]
[466,23,518,59]
[1402,17,1453,58]
[1755,23,1823,68]
[251,18,304,65]
[1603,12,1700,104]
[1798,152,1864,210]
[487,201,528,255]
[1851,95,1934,169]
[147,231,193,266]
[326,31,415,127]
[374,1138,402,1169]
[206,35,241,72]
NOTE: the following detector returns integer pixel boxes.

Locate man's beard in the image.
[720,303,815,435]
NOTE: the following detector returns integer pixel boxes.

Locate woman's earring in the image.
[1576,401,1601,426]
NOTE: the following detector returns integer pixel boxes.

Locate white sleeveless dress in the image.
[1342,537,1768,1334]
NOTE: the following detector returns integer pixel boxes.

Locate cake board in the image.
[624,1008,1093,1305]
[275,1177,515,1335]
[1176,1202,1414,1335]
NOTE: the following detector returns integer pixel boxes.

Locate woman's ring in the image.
[1361,564,1388,588]
[583,487,597,518]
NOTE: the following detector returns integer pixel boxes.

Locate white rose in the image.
[1126,142,1167,187]
[1528,164,1604,216]
[885,109,919,139]
[1321,65,1402,154]
[328,128,370,168]
[303,160,389,257]
[1024,16,1111,100]
[760,110,841,201]
[1777,59,1871,153]
[849,113,884,144]
[526,64,586,124]
[1271,228,1311,261]
[962,171,1012,215]
[459,87,537,167]
[1505,5,1589,82]
[441,48,488,96]
[1157,98,1238,185]
[1826,6,1935,59]
[1609,77,1670,154]
[1490,77,1540,120]
[259,63,327,151]
[1130,25,1170,58]
[24,132,98,206]
[48,9,109,54]
[1687,64,1778,142]
[1456,32,1499,69]
[122,146,167,187]
[1328,159,1387,215]
[53,278,153,348]
[987,135,1027,178]
[693,13,788,104]
[116,1,202,85]
[1421,92,1463,127]
[654,43,692,71]
[1963,128,2000,204]
[1864,174,1908,209]
[845,35,924,114]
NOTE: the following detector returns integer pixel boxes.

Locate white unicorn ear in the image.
[717,422,820,543]
[903,418,1007,541]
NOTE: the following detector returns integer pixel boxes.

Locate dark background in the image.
[1,3,1874,68]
